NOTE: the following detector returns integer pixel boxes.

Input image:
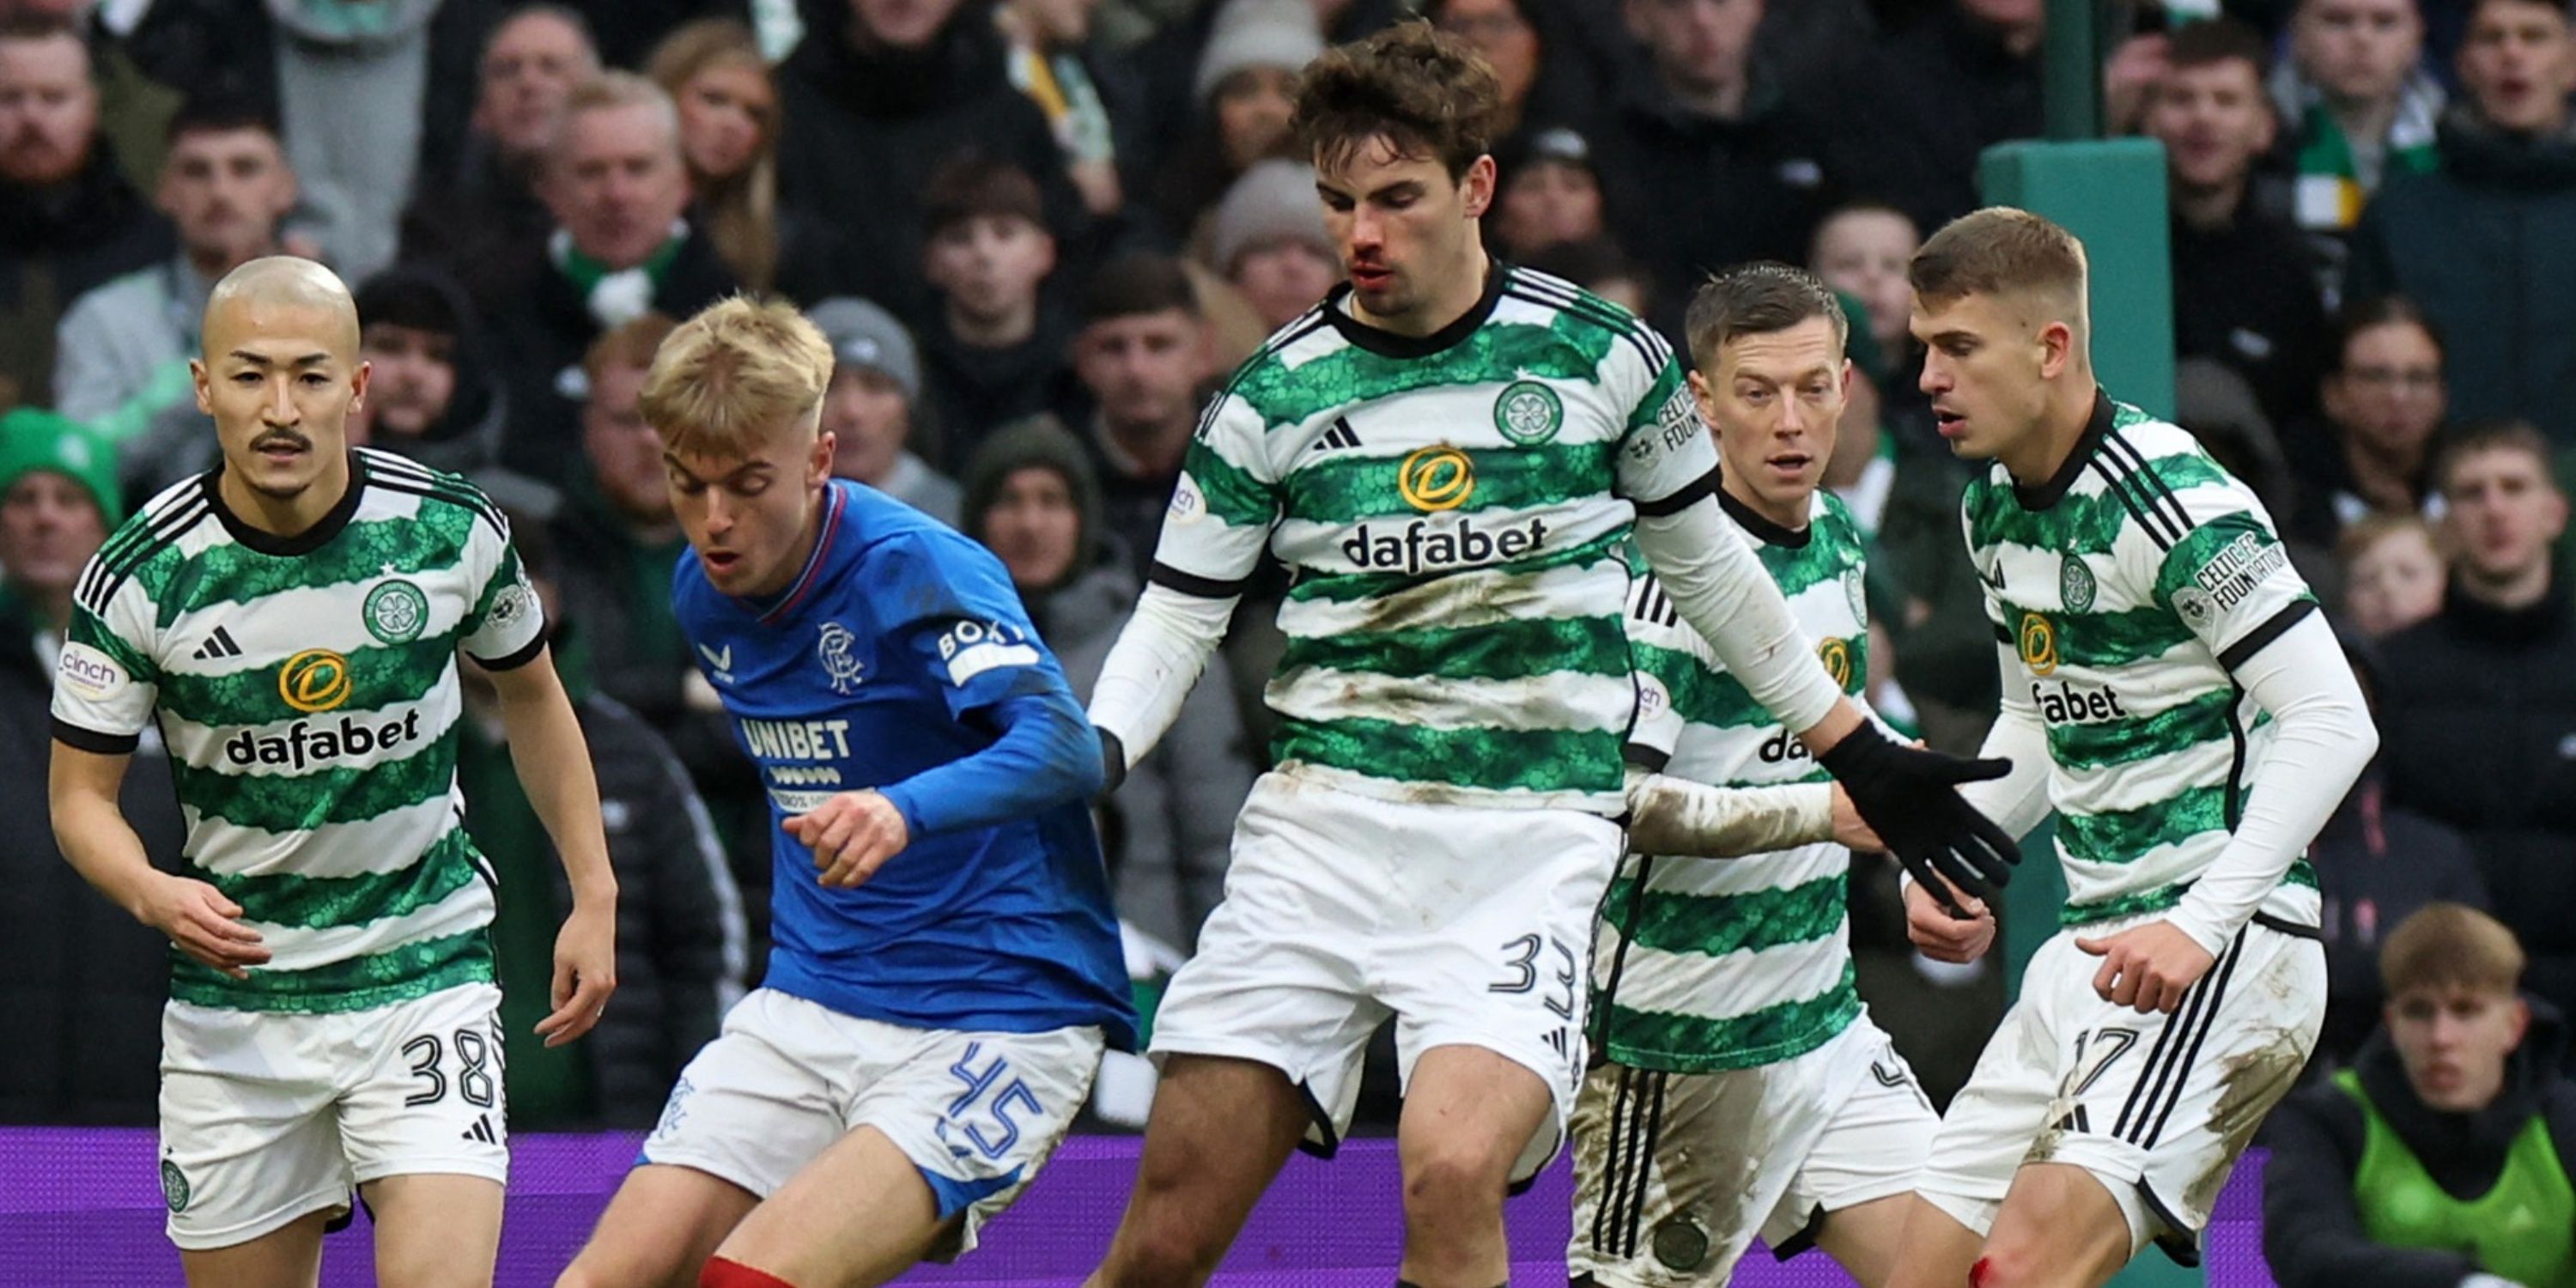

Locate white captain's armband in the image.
[56,641,127,701]
[938,619,1041,686]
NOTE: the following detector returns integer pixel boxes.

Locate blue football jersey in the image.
[674,480,1134,1048]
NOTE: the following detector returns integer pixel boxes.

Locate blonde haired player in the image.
[553,296,1130,1288]
[1887,209,2378,1288]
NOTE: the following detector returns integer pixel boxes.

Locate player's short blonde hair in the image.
[2382,903,2525,999]
[639,295,832,458]
[1910,207,2090,342]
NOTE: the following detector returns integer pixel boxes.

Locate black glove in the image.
[1097,726,1128,797]
[1818,722,2020,918]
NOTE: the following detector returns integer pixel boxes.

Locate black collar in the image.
[1719,485,1811,548]
[204,450,368,556]
[2014,388,2115,511]
[1321,258,1506,359]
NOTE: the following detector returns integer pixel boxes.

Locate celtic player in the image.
[1078,27,2016,1288]
[1571,264,1935,1288]
[47,257,617,1288]
[1884,210,2378,1288]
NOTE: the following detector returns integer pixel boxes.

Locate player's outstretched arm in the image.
[1634,498,2022,906]
[1087,581,1237,787]
[481,646,620,1048]
[51,740,272,978]
[878,682,1105,838]
[1623,771,1881,858]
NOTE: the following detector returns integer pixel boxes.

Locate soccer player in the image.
[1079,26,2018,1288]
[46,255,618,1287]
[551,297,1132,1288]
[1886,208,2379,1288]
[1571,264,1936,1288]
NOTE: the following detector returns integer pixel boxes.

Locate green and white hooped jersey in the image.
[1158,265,1717,814]
[1598,491,1872,1073]
[1965,393,2322,930]
[52,448,547,1014]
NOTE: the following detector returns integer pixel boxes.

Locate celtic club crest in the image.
[2061,556,2098,613]
[364,578,428,644]
[1493,380,1564,446]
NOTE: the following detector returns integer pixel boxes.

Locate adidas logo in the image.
[191,627,242,661]
[460,1115,499,1145]
[1310,417,1363,453]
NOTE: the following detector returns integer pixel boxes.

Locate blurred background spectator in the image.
[2266,905,2576,1286]
[2150,17,2329,434]
[2285,295,2449,550]
[812,295,963,523]
[918,153,1078,465]
[775,0,1081,323]
[488,70,735,486]
[2338,513,2447,639]
[1070,251,1213,574]
[1208,157,1338,331]
[52,98,295,451]
[2346,0,2576,444]
[2377,422,2576,1055]
[0,18,171,414]
[2272,0,2444,299]
[403,4,600,307]
[0,410,178,1125]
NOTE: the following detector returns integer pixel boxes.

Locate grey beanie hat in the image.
[1212,160,1334,273]
[1194,0,1325,103]
[806,297,921,404]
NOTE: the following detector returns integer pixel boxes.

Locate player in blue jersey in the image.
[551,297,1133,1288]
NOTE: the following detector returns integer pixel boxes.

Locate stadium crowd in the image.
[3,0,2575,1255]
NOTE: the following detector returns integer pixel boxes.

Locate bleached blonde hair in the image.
[638,295,832,457]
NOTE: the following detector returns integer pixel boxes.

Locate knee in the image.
[1401,1142,1513,1225]
[1969,1241,2054,1288]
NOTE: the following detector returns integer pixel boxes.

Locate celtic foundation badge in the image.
[1493,380,1564,446]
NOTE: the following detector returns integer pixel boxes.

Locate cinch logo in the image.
[277,649,353,714]
[225,709,422,771]
[2032,679,2130,726]
[1341,515,1548,575]
[1817,636,1854,688]
[1398,445,1474,512]
[2017,613,2058,677]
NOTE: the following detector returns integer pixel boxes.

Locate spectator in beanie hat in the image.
[1492,125,1608,260]
[1151,0,1324,244]
[810,295,963,526]
[1209,158,1340,331]
[0,404,177,1127]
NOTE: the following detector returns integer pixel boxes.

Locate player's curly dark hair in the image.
[1290,21,1501,182]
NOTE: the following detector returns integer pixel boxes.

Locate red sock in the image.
[700,1256,798,1288]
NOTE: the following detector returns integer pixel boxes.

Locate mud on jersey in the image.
[1964,393,2321,929]
[1599,491,1873,1073]
[1155,265,1717,814]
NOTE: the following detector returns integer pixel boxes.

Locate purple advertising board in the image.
[0,1130,2275,1285]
